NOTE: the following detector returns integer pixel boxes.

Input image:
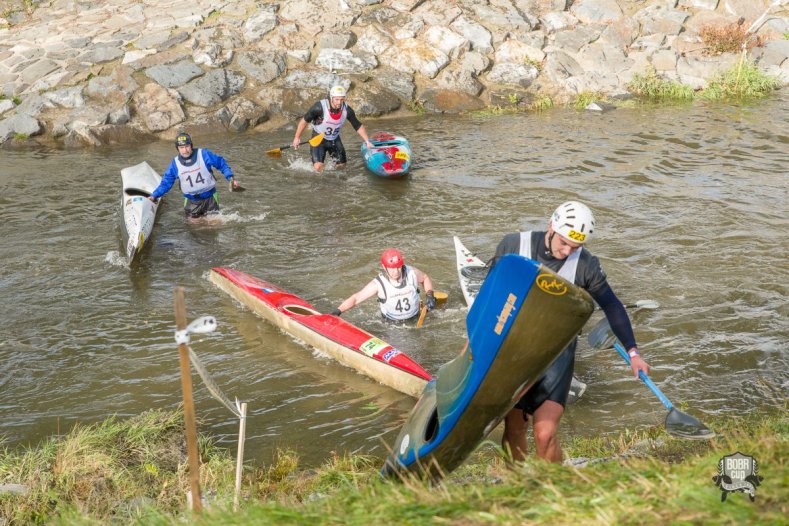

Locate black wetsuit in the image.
[490,231,637,415]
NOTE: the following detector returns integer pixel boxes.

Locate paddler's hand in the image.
[364,139,373,149]
[628,349,650,379]
[330,309,342,317]
[230,177,240,190]
[425,291,436,311]
[292,137,300,149]
[147,196,156,202]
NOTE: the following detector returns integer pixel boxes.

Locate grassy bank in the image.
[1,407,786,525]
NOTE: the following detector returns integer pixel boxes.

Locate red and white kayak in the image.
[209,268,432,398]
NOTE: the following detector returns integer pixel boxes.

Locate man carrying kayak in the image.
[490,201,651,463]
[292,85,373,172]
[332,249,436,321]
[149,131,239,220]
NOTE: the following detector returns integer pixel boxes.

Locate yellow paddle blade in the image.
[308,133,325,146]
[434,291,448,306]
[265,147,283,157]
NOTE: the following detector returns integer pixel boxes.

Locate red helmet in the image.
[381,248,404,269]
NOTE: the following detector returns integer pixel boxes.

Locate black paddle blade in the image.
[665,407,715,440]
[587,318,617,349]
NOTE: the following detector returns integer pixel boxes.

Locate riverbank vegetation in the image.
[1,406,786,525]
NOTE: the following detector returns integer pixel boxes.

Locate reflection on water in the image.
[1,94,787,466]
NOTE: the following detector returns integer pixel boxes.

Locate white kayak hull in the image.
[120,161,162,262]
[453,236,487,307]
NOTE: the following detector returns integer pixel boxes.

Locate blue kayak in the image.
[361,131,412,177]
[382,254,594,480]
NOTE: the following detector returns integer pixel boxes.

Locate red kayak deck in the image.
[210,267,432,397]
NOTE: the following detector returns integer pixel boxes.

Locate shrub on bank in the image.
[628,68,695,101]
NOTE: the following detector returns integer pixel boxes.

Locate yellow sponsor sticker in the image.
[567,230,586,242]
[536,274,568,296]
[494,293,518,335]
[360,337,389,357]
[394,151,410,160]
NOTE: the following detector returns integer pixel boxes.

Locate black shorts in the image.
[183,194,219,218]
[514,338,577,416]
[311,136,347,164]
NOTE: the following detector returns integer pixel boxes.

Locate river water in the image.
[2,94,787,466]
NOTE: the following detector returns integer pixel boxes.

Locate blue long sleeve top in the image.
[151,149,234,200]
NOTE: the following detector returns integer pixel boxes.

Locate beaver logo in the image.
[712,452,763,502]
[536,274,568,296]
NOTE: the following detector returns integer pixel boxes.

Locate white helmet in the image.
[550,201,595,244]
[329,85,347,98]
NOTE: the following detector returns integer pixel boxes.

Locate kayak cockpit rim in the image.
[282,304,321,316]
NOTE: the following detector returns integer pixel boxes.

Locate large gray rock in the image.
[219,97,268,132]
[316,48,377,73]
[451,15,493,54]
[544,50,585,81]
[0,99,14,116]
[540,12,579,33]
[752,40,789,67]
[634,5,690,36]
[496,39,546,64]
[282,70,350,90]
[436,65,484,96]
[145,60,205,89]
[383,39,449,79]
[350,82,401,116]
[373,67,416,101]
[237,50,287,84]
[486,63,540,88]
[571,0,624,24]
[355,24,394,55]
[18,59,59,86]
[243,10,278,42]
[42,86,85,108]
[78,45,125,65]
[413,1,462,26]
[723,0,770,21]
[178,69,246,107]
[86,67,139,105]
[548,25,604,54]
[320,30,356,49]
[132,82,185,132]
[0,114,42,143]
[424,26,469,60]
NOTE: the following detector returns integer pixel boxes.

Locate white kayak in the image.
[453,235,587,403]
[453,236,488,307]
[120,161,162,262]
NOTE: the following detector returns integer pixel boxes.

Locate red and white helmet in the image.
[381,248,404,268]
[550,201,595,244]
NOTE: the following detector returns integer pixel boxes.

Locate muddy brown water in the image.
[1,94,787,465]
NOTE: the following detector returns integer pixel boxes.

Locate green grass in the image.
[701,59,781,100]
[572,91,605,109]
[1,408,785,525]
[530,95,553,111]
[628,68,695,100]
[406,99,426,115]
[12,133,29,140]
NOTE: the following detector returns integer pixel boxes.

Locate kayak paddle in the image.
[416,291,448,328]
[587,317,715,440]
[266,133,325,157]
